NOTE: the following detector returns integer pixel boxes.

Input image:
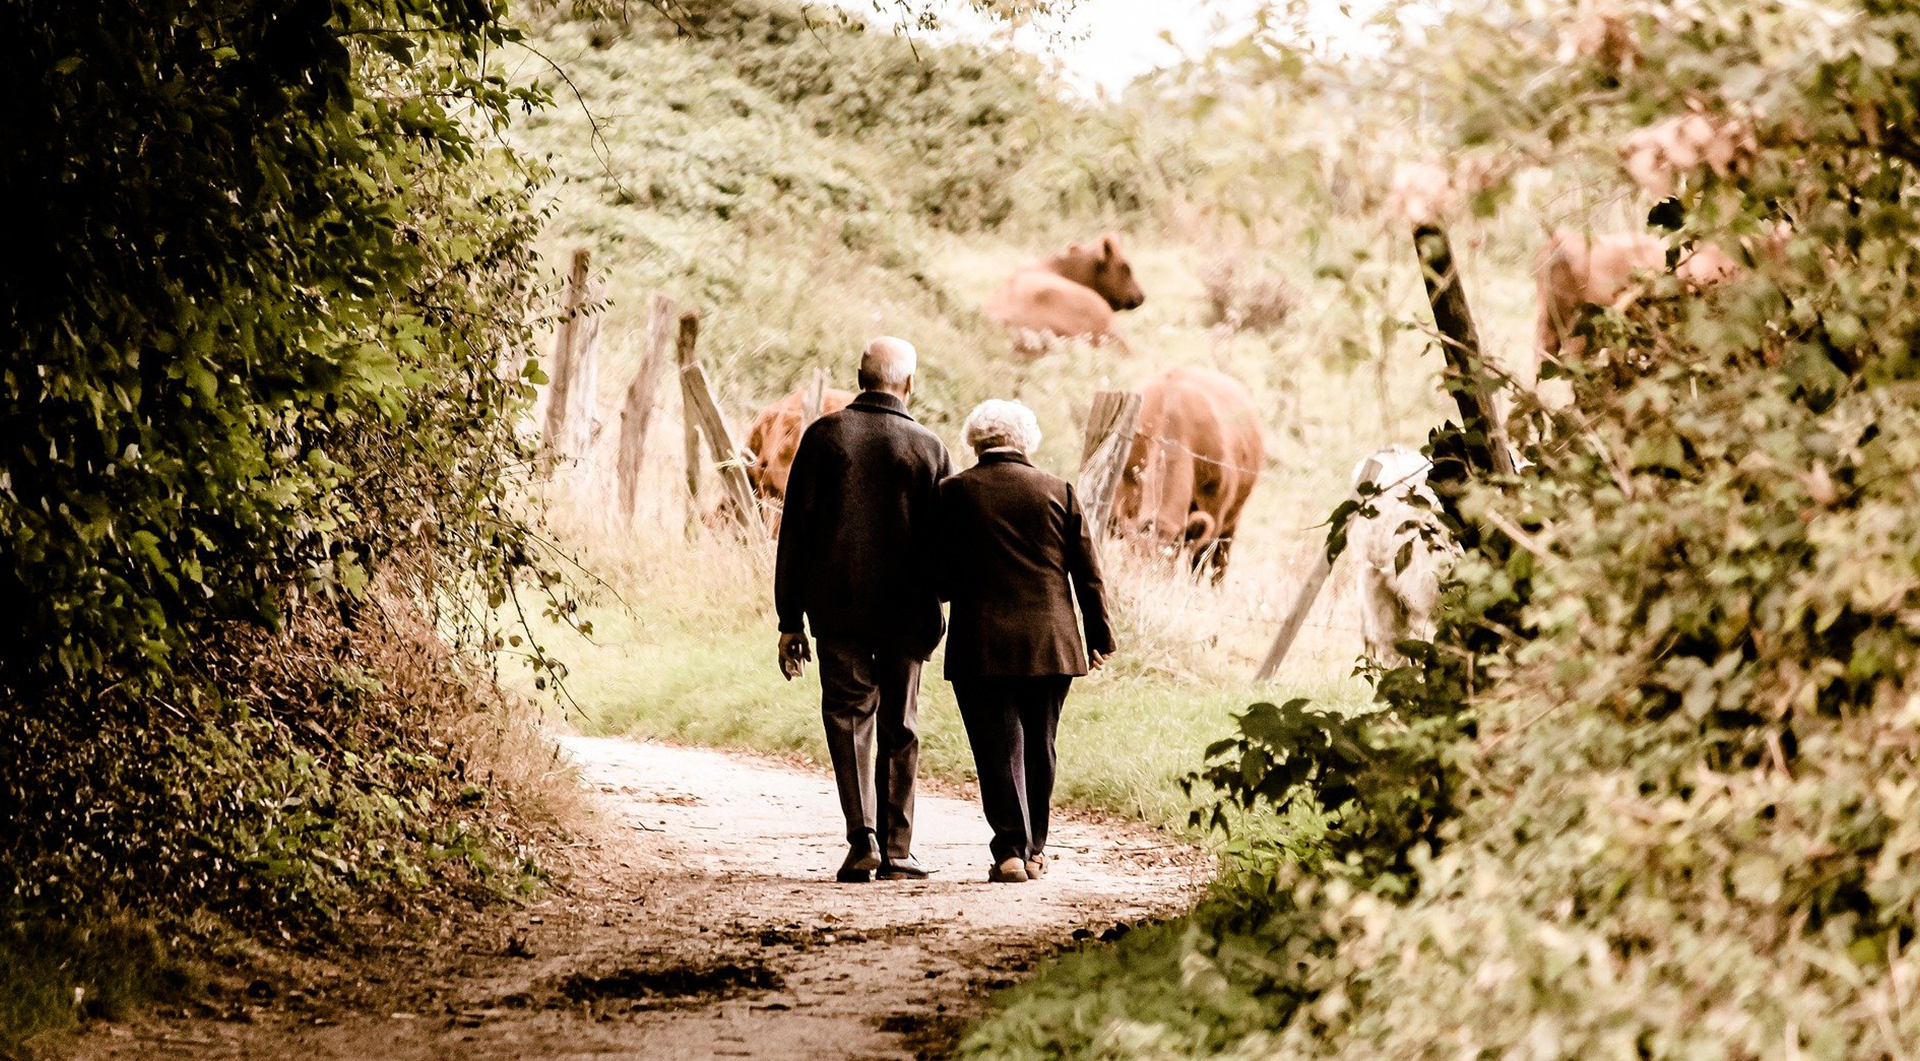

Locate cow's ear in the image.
[1100,234,1120,261]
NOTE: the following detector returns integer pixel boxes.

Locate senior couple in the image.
[774,336,1114,884]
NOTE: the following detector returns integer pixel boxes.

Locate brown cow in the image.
[982,234,1146,356]
[1112,366,1265,581]
[1536,228,1741,361]
[738,384,854,534]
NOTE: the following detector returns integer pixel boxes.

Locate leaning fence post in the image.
[615,293,677,527]
[1413,224,1513,478]
[1256,454,1383,682]
[1076,390,1142,536]
[676,328,762,535]
[567,279,604,485]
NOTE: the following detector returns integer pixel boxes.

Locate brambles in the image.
[1198,255,1298,334]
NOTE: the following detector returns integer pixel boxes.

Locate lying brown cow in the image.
[738,385,854,534]
[1112,366,1265,581]
[982,235,1146,356]
[1536,228,1741,361]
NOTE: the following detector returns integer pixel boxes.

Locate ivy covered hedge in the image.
[0,0,569,1028]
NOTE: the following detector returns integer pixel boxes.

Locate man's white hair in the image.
[860,336,917,389]
[963,399,1042,454]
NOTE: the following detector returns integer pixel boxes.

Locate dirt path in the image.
[76,734,1206,1060]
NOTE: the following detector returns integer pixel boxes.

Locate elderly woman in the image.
[938,400,1114,883]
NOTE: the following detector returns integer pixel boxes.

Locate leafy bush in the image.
[2,0,555,698]
[967,1,1920,1057]
[0,0,575,1037]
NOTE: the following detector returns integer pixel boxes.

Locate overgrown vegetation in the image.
[963,0,1920,1057]
[1,0,573,1048]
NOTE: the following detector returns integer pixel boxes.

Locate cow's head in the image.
[1056,234,1145,312]
[741,414,801,504]
[739,445,773,500]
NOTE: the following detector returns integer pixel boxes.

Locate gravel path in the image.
[75,734,1205,1060]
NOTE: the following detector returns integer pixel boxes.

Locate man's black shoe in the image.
[837,842,880,883]
[878,857,932,880]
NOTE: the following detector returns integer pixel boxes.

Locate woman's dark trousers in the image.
[953,676,1072,863]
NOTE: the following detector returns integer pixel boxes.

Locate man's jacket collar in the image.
[975,448,1033,468]
[850,390,914,419]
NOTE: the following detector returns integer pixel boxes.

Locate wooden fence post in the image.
[1259,227,1509,681]
[676,312,704,529]
[615,293,677,527]
[1255,454,1383,682]
[542,247,593,475]
[1076,391,1142,536]
[675,316,762,535]
[1413,224,1513,477]
[801,366,829,428]
[567,278,604,483]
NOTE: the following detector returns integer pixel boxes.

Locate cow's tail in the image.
[1183,510,1217,545]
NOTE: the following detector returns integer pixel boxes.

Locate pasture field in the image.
[506,3,1552,835]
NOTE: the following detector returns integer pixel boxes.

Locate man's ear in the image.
[903,373,915,398]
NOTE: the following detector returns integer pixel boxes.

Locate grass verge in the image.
[527,525,1371,834]
[0,914,193,1058]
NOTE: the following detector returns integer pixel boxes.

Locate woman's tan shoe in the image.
[1025,852,1048,879]
[988,856,1030,883]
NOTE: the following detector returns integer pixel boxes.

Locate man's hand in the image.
[778,632,812,680]
[1089,650,1111,671]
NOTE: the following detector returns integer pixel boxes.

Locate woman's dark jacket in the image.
[936,450,1114,679]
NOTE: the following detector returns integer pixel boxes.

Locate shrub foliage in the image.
[0,0,563,940]
[968,0,1920,1056]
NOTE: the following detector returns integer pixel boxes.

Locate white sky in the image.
[842,0,1392,97]
[970,0,1266,96]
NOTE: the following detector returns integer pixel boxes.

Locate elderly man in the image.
[775,337,952,882]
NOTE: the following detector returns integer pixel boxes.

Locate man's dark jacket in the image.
[775,391,953,660]
[936,450,1115,679]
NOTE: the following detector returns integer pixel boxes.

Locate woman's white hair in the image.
[962,399,1042,454]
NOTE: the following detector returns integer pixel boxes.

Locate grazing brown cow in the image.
[738,385,854,534]
[1536,229,1741,361]
[1112,366,1265,581]
[982,235,1146,356]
